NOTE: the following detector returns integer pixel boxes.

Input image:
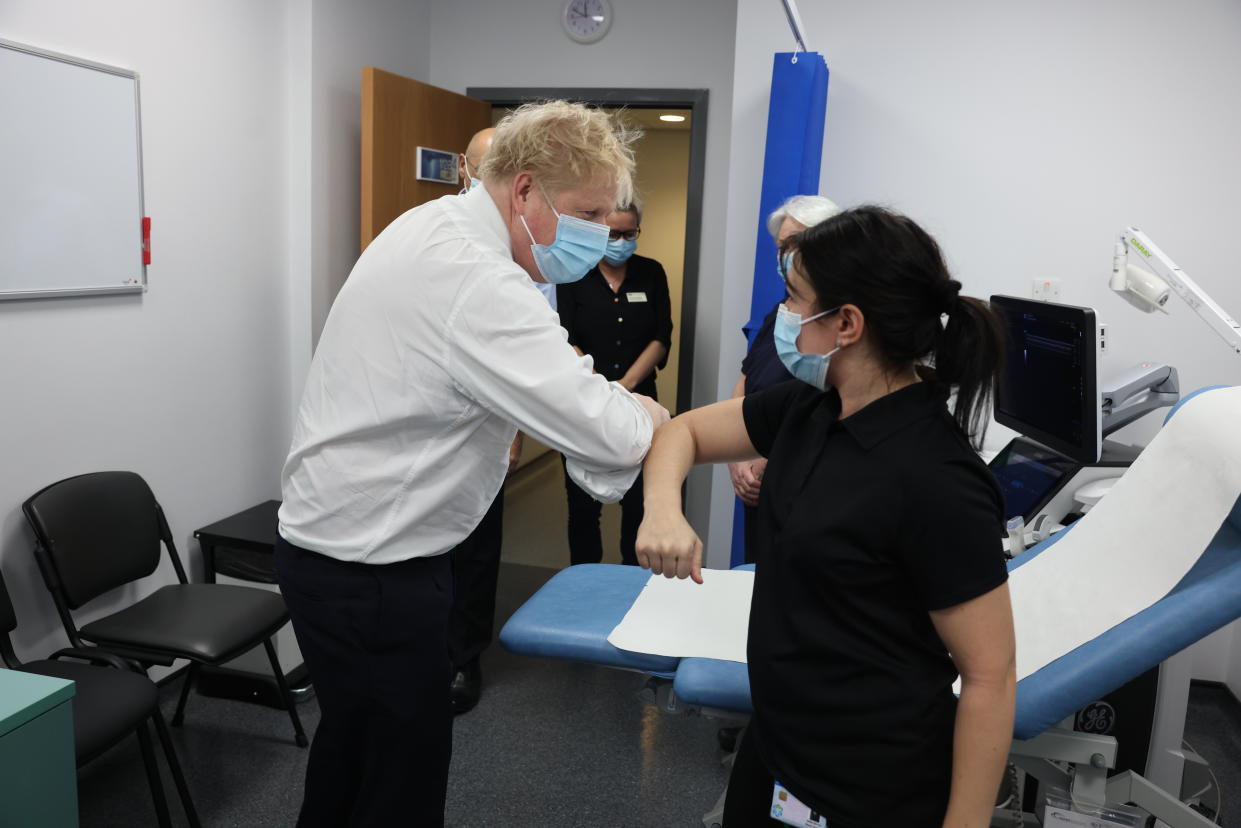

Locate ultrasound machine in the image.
[986,295,1219,817]
[987,295,1179,556]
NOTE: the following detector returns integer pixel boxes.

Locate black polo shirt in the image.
[556,254,673,398]
[741,378,1007,827]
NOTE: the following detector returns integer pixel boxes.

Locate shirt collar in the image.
[818,380,947,451]
[459,183,512,255]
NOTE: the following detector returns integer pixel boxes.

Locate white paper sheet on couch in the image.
[607,569,753,663]
[1005,386,1241,681]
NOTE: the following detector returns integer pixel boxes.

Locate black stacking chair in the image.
[0,568,200,828]
[22,471,308,748]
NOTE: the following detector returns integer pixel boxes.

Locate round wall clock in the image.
[561,0,613,44]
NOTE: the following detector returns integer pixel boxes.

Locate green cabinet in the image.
[0,669,77,828]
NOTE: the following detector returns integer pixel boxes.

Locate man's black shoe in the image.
[450,661,482,715]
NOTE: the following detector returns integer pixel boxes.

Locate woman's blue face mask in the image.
[603,237,637,265]
[519,186,610,285]
[773,251,841,390]
[773,304,840,390]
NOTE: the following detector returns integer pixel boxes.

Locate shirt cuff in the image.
[565,458,642,504]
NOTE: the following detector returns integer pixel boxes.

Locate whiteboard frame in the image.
[0,37,147,301]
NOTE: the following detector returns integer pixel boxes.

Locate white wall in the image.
[0,1,291,663]
[305,0,430,350]
[426,0,738,542]
[289,0,431,413]
[0,0,433,667]
[721,0,1241,674]
[814,0,1241,424]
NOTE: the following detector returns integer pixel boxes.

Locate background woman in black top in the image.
[636,207,1016,827]
[557,200,673,565]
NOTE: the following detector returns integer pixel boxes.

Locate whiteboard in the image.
[0,38,146,300]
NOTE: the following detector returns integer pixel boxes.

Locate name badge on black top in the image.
[771,782,829,826]
[626,291,648,303]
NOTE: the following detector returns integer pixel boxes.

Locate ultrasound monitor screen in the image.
[990,295,1100,463]
[989,442,1075,521]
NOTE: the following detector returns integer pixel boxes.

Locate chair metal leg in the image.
[172,662,199,727]
[152,707,202,828]
[264,637,309,747]
[136,719,173,828]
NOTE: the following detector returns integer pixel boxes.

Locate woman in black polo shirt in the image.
[557,200,674,565]
[636,206,1016,827]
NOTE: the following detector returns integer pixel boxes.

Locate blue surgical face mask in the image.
[603,237,637,266]
[773,303,841,390]
[459,157,483,195]
[519,187,610,285]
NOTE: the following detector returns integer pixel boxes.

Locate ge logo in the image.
[1076,701,1116,734]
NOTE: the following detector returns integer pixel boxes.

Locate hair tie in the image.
[939,280,961,315]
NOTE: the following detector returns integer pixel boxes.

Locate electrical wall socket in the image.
[1098,322,1108,354]
[1031,278,1062,301]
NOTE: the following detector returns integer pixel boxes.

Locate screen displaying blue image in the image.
[988,436,1080,522]
[993,451,1062,520]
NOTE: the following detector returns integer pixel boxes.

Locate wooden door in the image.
[360,68,493,251]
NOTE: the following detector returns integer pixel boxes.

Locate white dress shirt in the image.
[279,185,652,564]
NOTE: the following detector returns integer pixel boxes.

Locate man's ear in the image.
[512,171,534,205]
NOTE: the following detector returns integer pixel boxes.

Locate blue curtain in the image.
[731,51,830,567]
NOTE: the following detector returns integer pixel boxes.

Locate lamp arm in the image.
[1117,227,1241,355]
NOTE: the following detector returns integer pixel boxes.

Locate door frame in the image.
[467,87,708,417]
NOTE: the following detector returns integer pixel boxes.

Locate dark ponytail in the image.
[935,294,1004,447]
[791,206,1004,449]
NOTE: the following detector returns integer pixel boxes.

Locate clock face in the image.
[562,0,613,44]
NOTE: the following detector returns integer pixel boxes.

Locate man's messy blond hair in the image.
[479,100,639,207]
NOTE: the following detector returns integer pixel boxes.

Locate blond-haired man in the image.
[277,101,668,827]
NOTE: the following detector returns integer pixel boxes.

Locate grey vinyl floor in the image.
[75,455,1240,826]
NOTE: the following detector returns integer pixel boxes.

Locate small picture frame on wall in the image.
[415,146,459,185]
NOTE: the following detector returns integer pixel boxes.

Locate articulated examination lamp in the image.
[1110,227,1241,356]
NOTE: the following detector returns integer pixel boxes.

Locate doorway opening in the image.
[469,87,708,569]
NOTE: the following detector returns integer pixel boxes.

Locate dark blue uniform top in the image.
[740,302,793,394]
[741,378,1007,827]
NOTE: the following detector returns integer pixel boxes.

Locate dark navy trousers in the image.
[275,537,454,827]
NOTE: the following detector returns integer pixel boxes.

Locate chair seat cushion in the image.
[80,583,289,664]
[19,659,158,765]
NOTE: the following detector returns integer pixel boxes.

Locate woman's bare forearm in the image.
[942,674,1016,827]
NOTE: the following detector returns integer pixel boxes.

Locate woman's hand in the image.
[635,508,703,584]
[728,458,766,506]
[632,393,671,430]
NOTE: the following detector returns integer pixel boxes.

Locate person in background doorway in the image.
[556,199,673,566]
[457,127,492,196]
[276,101,669,828]
[728,194,839,564]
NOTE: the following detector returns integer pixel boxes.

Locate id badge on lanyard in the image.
[771,781,829,827]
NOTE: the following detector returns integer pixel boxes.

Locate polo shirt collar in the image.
[821,380,946,451]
